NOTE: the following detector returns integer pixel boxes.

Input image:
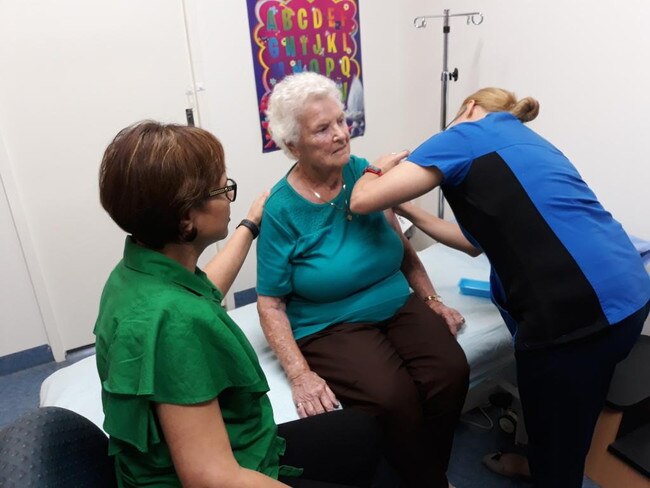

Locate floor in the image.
[0,347,95,430]
[0,350,600,488]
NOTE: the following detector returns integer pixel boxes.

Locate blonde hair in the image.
[456,87,540,123]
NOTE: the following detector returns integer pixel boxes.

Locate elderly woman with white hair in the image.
[256,71,469,488]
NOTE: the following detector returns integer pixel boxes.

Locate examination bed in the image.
[40,244,515,429]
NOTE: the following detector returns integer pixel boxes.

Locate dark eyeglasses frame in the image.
[208,178,237,202]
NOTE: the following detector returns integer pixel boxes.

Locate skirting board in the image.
[0,344,53,376]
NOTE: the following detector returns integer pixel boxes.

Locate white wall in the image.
[190,0,650,319]
[0,121,63,360]
[186,1,421,305]
[398,0,650,239]
[0,0,195,357]
[0,155,48,357]
[1,0,649,358]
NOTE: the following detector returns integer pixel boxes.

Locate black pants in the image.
[298,295,470,488]
[278,409,381,487]
[516,301,650,488]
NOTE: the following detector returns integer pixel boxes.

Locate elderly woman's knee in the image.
[449,349,471,386]
[439,354,470,399]
[361,378,422,420]
[418,350,470,402]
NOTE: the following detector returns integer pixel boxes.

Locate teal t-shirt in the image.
[256,155,411,340]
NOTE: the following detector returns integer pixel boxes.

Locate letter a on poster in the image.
[246,0,365,152]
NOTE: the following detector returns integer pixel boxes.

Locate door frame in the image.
[0,133,64,361]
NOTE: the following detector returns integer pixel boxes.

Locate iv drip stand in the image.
[414,9,484,218]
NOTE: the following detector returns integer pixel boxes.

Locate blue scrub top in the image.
[409,112,650,349]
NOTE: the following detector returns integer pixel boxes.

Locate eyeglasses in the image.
[208,178,237,202]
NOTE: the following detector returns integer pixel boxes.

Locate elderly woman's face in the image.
[290,95,350,170]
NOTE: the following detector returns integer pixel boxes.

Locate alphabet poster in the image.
[247,0,364,152]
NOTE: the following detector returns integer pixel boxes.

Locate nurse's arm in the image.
[350,159,442,214]
[156,399,289,487]
[394,202,481,257]
[384,209,465,336]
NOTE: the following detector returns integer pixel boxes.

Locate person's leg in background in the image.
[298,322,445,488]
[277,409,381,488]
[516,302,649,488]
[381,295,470,483]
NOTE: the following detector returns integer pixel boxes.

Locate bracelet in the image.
[237,219,260,239]
[423,294,443,304]
[362,164,382,176]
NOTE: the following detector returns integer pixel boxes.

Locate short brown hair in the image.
[99,121,225,249]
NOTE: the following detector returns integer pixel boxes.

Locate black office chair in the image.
[0,406,116,488]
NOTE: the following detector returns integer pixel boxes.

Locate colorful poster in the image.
[247,0,364,152]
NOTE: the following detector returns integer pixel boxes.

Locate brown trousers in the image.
[298,295,469,488]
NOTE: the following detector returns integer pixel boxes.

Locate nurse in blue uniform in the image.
[350,87,650,488]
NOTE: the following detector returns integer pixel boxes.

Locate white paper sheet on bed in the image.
[40,244,514,429]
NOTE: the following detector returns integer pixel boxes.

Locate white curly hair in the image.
[266,72,343,159]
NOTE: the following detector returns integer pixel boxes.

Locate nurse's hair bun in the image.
[511,96,540,122]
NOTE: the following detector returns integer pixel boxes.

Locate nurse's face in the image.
[448,100,488,128]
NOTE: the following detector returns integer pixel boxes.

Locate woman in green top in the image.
[95,121,379,487]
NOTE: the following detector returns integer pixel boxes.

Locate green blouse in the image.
[94,238,293,487]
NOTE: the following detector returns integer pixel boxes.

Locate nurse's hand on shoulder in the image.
[246,189,270,226]
[427,301,465,337]
[373,149,410,174]
[290,370,340,418]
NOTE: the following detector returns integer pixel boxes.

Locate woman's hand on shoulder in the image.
[427,301,465,337]
[373,149,410,174]
[290,370,340,418]
[246,189,270,226]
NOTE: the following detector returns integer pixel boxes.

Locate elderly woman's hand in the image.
[373,149,410,174]
[246,189,270,225]
[427,301,465,337]
[290,370,340,418]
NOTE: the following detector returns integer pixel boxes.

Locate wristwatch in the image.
[237,219,260,239]
[362,164,382,176]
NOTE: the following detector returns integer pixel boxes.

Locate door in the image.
[0,0,197,352]
[0,169,48,358]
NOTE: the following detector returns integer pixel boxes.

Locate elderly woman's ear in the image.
[286,141,299,159]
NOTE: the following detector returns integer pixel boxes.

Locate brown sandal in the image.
[482,451,532,481]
